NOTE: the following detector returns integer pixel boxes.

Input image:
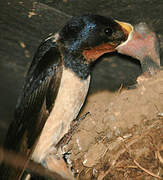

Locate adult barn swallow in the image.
[0,14,132,179]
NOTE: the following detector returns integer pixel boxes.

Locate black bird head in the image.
[59,14,132,61]
[56,14,132,79]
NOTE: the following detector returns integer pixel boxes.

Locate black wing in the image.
[0,35,63,179]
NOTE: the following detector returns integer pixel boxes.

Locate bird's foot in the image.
[56,112,90,150]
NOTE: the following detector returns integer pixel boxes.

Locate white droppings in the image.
[113,126,121,136]
[65,153,72,165]
[93,168,98,176]
[109,114,115,121]
[140,85,146,95]
[123,133,132,139]
[76,137,82,151]
[158,112,163,117]
[83,158,87,165]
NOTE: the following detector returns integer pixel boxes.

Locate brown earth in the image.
[63,71,163,180]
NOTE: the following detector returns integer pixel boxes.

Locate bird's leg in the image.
[116,22,160,80]
[55,111,90,151]
[40,112,90,180]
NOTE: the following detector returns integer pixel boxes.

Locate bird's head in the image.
[58,14,133,62]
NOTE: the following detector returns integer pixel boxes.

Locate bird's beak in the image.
[115,20,133,41]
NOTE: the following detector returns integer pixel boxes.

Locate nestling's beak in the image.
[115,20,133,40]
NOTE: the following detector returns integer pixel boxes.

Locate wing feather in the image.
[0,35,63,179]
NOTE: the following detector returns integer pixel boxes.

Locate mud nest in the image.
[65,71,163,180]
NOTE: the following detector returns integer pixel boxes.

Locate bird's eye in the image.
[104,28,113,36]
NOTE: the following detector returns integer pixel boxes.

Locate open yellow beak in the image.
[116,20,133,34]
[115,20,134,49]
[115,20,133,35]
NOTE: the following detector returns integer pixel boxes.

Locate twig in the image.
[122,141,163,180]
[156,151,163,164]
[133,159,163,180]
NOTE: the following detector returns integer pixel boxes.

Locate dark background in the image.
[0,0,162,143]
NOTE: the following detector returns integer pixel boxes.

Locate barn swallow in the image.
[116,22,160,77]
[0,14,132,179]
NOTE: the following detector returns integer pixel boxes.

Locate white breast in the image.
[32,67,90,162]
